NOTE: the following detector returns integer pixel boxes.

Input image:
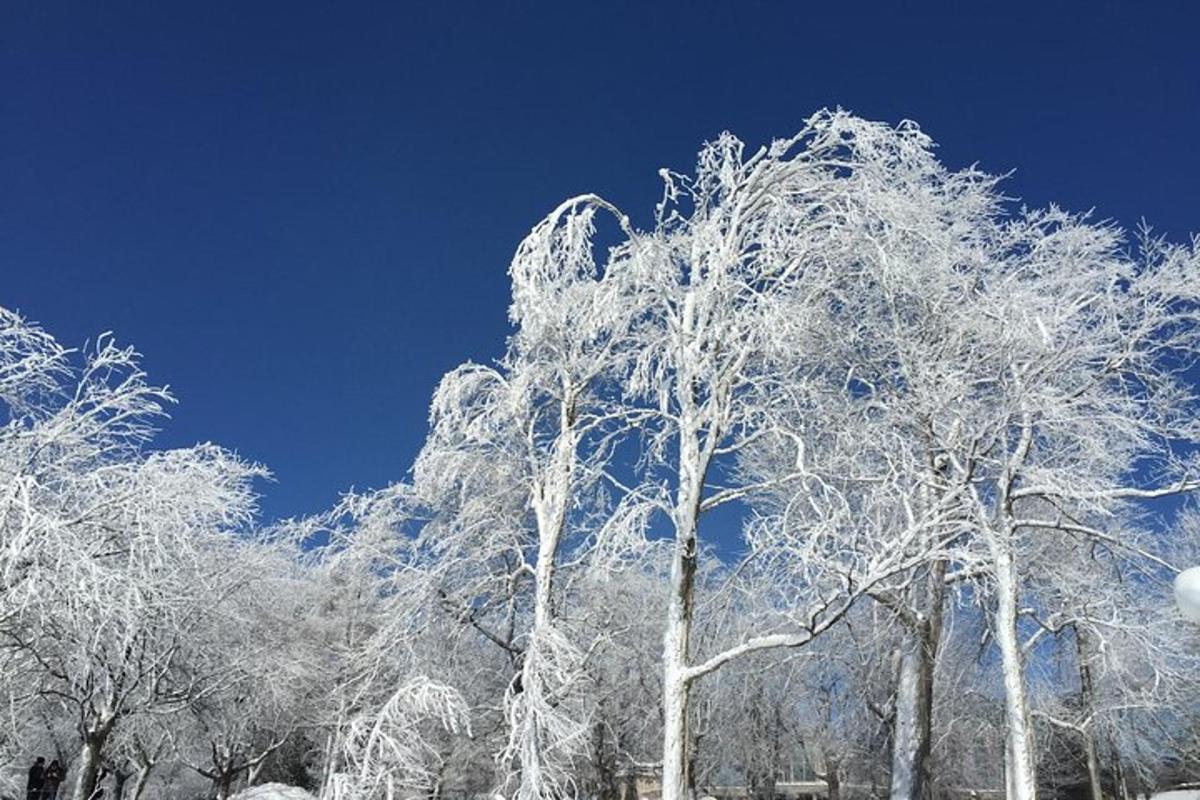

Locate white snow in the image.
[1152,792,1200,800]
[229,784,317,800]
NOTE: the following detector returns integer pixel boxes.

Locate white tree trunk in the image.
[890,560,946,800]
[508,393,575,800]
[247,757,268,787]
[994,546,1037,800]
[661,604,692,800]
[662,411,701,800]
[510,541,559,798]
[661,465,701,800]
[319,730,339,800]
[890,632,930,800]
[129,766,153,800]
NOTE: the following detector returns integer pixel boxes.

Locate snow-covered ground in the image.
[230,784,317,800]
[1151,791,1200,800]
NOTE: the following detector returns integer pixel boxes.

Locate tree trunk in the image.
[826,760,841,800]
[507,394,576,800]
[622,768,638,800]
[319,727,341,800]
[661,520,698,800]
[1115,761,1130,800]
[661,293,708,800]
[114,767,131,800]
[214,771,235,800]
[73,730,109,800]
[661,648,691,800]
[1075,626,1104,800]
[890,560,947,800]
[1084,733,1103,800]
[247,756,269,788]
[891,630,931,800]
[507,518,563,799]
[429,760,446,800]
[661,381,706,800]
[593,718,621,800]
[993,547,1037,800]
[111,770,129,800]
[129,767,152,800]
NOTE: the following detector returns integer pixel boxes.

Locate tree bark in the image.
[661,403,703,800]
[661,503,699,800]
[1115,760,1130,800]
[826,760,841,800]
[247,757,267,787]
[1084,733,1103,800]
[660,288,709,800]
[507,391,577,800]
[592,720,620,800]
[73,727,111,800]
[890,560,947,800]
[214,770,234,800]
[111,770,128,800]
[1075,626,1103,800]
[891,628,932,800]
[661,618,693,800]
[129,766,152,800]
[993,546,1037,800]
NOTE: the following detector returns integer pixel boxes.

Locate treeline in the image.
[3,110,1200,800]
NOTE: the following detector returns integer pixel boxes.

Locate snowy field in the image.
[230,785,316,800]
[1151,792,1200,800]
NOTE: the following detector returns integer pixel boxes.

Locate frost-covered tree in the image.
[101,719,171,800]
[0,313,170,625]
[333,194,655,799]
[458,194,646,800]
[556,543,671,800]
[757,139,1002,800]
[173,542,324,800]
[294,491,476,800]
[708,114,1200,800]
[293,111,1200,800]
[7,105,1199,800]
[0,308,274,800]
[932,219,1200,800]
[1017,509,1200,800]
[610,111,975,800]
[13,445,266,800]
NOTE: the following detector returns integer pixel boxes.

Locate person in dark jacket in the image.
[41,760,63,800]
[25,758,44,800]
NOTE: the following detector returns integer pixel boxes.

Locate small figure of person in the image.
[25,757,45,800]
[41,760,63,800]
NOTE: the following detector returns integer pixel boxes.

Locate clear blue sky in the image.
[4,2,1198,522]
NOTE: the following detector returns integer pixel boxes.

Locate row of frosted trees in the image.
[3,110,1200,800]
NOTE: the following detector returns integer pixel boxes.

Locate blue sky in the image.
[3,2,1198,522]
